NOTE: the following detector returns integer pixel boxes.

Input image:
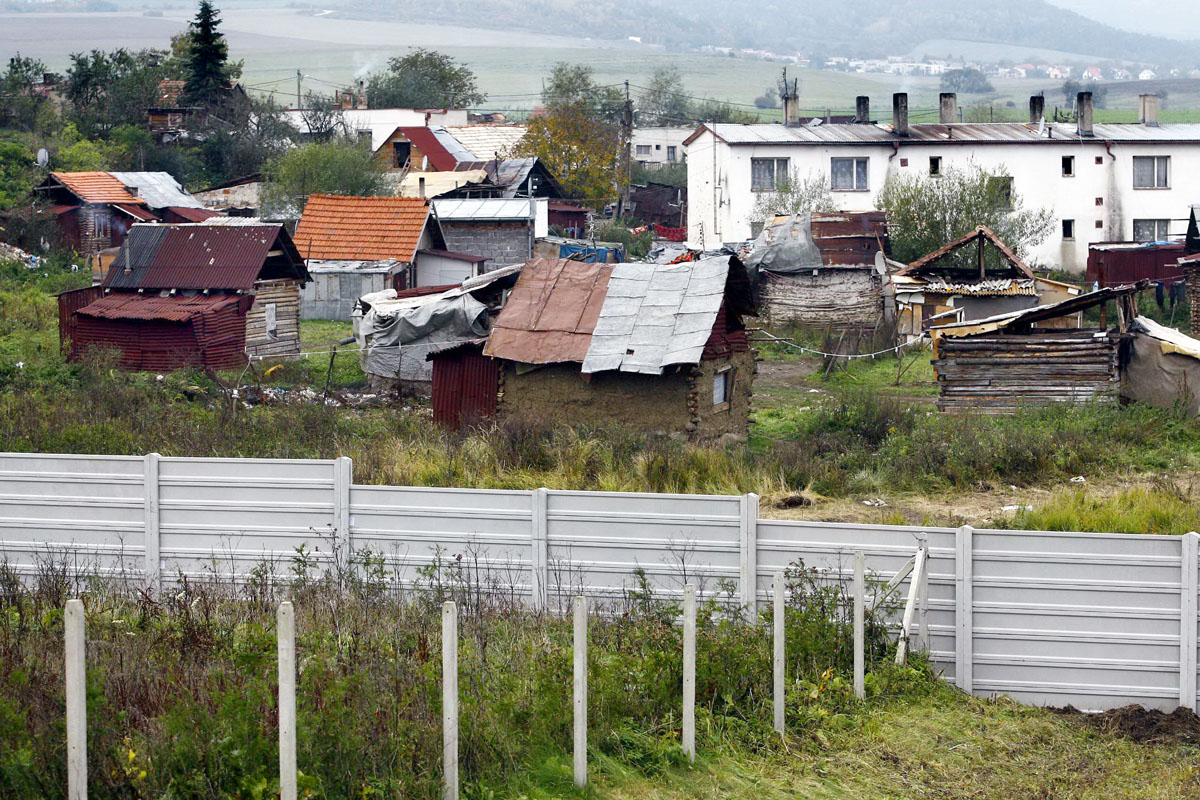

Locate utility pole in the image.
[618,80,633,220]
[296,69,302,110]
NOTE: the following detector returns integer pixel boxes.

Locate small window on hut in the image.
[1062,155,1075,177]
[265,303,277,339]
[713,368,731,408]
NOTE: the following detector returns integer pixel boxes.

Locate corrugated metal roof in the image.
[935,283,1144,338]
[443,125,527,160]
[106,224,169,289]
[50,171,144,204]
[307,258,400,274]
[420,249,488,262]
[293,194,433,261]
[921,277,1038,296]
[163,206,217,223]
[433,198,536,221]
[76,292,245,322]
[691,121,1200,147]
[113,203,157,221]
[582,256,732,375]
[397,127,460,171]
[109,172,204,209]
[484,259,611,364]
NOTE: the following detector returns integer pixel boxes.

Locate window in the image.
[713,369,731,406]
[635,144,652,157]
[929,156,942,176]
[1133,155,1169,188]
[392,141,411,169]
[751,157,789,191]
[1133,219,1170,242]
[831,157,869,191]
[988,176,1013,210]
[666,146,677,162]
[265,303,277,339]
[1062,219,1075,240]
[356,129,371,145]
[1062,155,1075,177]
[1095,156,1104,165]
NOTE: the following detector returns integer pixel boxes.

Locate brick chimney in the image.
[893,92,909,136]
[340,90,353,110]
[939,92,957,124]
[1139,93,1159,127]
[1029,94,1045,124]
[356,81,368,110]
[855,95,870,124]
[1076,91,1094,137]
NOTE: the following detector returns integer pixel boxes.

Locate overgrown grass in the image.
[1005,482,1200,535]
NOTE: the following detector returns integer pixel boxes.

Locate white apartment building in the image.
[686,93,1200,273]
[632,127,693,168]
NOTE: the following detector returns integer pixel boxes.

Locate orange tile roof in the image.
[51,171,145,205]
[293,193,432,262]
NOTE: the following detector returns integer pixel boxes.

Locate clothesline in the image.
[750,330,928,360]
[248,338,481,362]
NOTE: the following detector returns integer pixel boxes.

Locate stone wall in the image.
[441,222,531,267]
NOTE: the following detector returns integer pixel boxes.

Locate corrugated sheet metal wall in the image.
[1,451,1198,714]
[431,348,499,428]
[57,285,104,351]
[1087,245,1188,285]
[71,302,248,371]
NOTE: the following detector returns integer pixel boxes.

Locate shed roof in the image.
[49,171,144,205]
[395,127,460,171]
[76,292,247,322]
[108,171,204,209]
[484,259,611,364]
[293,194,436,262]
[443,125,527,160]
[433,197,537,221]
[103,221,308,291]
[934,282,1145,338]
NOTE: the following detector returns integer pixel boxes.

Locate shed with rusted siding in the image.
[427,340,498,429]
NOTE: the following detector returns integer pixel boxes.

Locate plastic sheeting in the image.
[742,213,823,278]
[354,289,489,384]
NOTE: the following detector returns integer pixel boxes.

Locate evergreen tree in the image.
[182,0,231,110]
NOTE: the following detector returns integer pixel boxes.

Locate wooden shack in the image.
[931,284,1144,413]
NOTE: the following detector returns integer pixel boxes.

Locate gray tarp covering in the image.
[742,212,823,278]
[355,289,489,383]
[1122,317,1200,416]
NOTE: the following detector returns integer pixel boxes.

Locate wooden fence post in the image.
[682,584,696,762]
[853,551,865,701]
[143,453,160,589]
[955,525,974,694]
[740,493,759,616]
[65,598,87,800]
[443,601,459,800]
[277,601,296,800]
[1181,532,1199,712]
[573,596,588,788]
[773,571,785,734]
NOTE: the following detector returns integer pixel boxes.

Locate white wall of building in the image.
[687,127,1200,273]
[633,127,695,167]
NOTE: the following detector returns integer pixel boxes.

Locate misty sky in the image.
[1048,0,1200,41]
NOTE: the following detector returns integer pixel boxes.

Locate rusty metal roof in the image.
[688,121,1200,147]
[483,259,612,364]
[104,222,307,291]
[76,292,246,322]
[294,194,435,262]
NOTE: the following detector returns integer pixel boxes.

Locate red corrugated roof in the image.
[394,127,459,171]
[483,258,611,364]
[51,172,145,205]
[140,225,281,290]
[293,194,432,262]
[163,206,217,223]
[114,203,158,221]
[75,292,246,322]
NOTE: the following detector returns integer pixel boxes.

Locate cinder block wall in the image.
[441,222,531,267]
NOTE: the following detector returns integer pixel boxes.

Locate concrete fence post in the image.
[739,493,759,616]
[277,601,296,800]
[772,571,785,734]
[333,457,353,575]
[65,598,87,800]
[682,584,696,762]
[442,601,459,800]
[573,595,588,788]
[531,488,548,611]
[143,453,160,589]
[917,532,929,652]
[955,525,974,694]
[853,551,865,701]
[1181,532,1199,712]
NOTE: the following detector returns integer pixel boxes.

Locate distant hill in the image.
[344,0,1200,68]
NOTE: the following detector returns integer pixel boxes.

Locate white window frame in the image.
[751,158,789,192]
[1132,218,1170,242]
[1132,155,1169,189]
[635,144,652,157]
[831,157,869,191]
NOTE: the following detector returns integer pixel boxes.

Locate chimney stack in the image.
[418,177,426,199]
[356,80,368,110]
[1076,91,1094,137]
[939,92,957,124]
[855,96,870,124]
[340,90,353,110]
[1029,94,1045,125]
[1139,93,1159,127]
[893,92,909,136]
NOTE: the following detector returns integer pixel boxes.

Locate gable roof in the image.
[109,172,204,209]
[293,194,438,262]
[393,127,460,171]
[442,125,527,160]
[103,220,308,291]
[484,259,612,364]
[898,226,1034,278]
[48,172,144,205]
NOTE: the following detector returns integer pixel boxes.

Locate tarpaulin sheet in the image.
[355,289,489,383]
[742,213,822,279]
[556,242,625,263]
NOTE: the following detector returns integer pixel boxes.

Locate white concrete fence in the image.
[3,451,1199,713]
